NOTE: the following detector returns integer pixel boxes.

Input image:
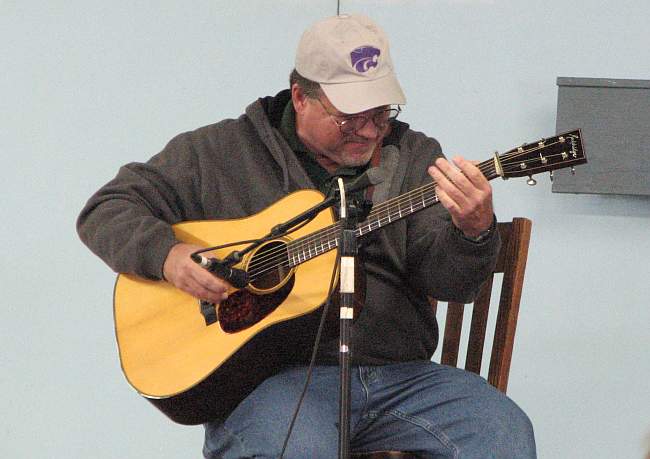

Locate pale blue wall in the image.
[2,1,649,457]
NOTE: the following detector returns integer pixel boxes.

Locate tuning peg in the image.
[527,176,537,186]
[549,171,554,182]
[571,167,576,175]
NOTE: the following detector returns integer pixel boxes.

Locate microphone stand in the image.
[337,177,357,459]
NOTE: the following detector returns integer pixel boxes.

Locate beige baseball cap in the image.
[295,14,406,114]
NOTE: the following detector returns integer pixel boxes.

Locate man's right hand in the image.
[162,242,231,303]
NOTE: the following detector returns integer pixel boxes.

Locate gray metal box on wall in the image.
[554,77,650,196]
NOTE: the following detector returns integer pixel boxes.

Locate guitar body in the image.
[114,189,338,424]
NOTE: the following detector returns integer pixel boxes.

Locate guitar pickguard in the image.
[218,275,295,333]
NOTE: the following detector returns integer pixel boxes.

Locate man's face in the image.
[292,85,388,173]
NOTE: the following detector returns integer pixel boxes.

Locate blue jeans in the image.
[203,361,536,458]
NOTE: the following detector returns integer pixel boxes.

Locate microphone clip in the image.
[191,253,250,289]
[346,198,373,221]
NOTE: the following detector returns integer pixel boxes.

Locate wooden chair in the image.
[352,217,533,459]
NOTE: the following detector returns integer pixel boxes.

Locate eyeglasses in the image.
[316,98,401,134]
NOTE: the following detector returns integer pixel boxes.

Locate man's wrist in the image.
[456,217,496,244]
[463,228,491,243]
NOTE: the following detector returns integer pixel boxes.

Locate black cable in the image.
[190,215,315,261]
[191,237,260,258]
[279,249,341,458]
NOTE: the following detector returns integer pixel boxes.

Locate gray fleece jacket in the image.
[77,90,500,365]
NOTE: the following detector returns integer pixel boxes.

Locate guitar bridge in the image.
[199,300,219,326]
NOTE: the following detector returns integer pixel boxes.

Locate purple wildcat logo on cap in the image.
[350,46,381,73]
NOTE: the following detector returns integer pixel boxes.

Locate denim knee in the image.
[475,389,536,458]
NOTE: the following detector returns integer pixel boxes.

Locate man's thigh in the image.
[203,365,343,459]
[352,361,536,459]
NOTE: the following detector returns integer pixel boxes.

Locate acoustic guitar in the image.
[113,130,586,424]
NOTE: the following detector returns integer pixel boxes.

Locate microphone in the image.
[336,167,385,195]
[191,254,249,289]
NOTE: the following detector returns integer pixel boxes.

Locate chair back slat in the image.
[440,302,464,367]
[464,275,494,374]
[487,218,532,392]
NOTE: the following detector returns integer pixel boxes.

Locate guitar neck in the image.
[287,129,586,267]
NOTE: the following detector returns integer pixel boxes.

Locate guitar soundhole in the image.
[218,275,295,333]
[247,240,291,290]
[218,240,294,333]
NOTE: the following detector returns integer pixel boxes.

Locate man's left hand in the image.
[427,156,494,238]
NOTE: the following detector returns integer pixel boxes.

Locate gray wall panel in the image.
[554,77,650,195]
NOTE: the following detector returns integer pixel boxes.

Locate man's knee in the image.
[440,369,536,458]
[475,388,536,458]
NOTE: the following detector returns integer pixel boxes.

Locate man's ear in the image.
[291,83,308,113]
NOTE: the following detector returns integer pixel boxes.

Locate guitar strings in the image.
[246,145,571,280]
[245,140,578,280]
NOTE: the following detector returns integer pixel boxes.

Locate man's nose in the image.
[355,117,381,138]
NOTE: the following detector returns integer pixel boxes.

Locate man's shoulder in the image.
[397,125,442,156]
[191,116,249,137]
[388,124,443,170]
[167,113,256,147]
[181,90,289,143]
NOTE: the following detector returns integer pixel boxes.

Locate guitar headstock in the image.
[496,129,587,182]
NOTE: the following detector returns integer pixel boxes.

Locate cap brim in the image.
[320,72,406,114]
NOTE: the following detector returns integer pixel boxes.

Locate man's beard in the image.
[337,135,379,167]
